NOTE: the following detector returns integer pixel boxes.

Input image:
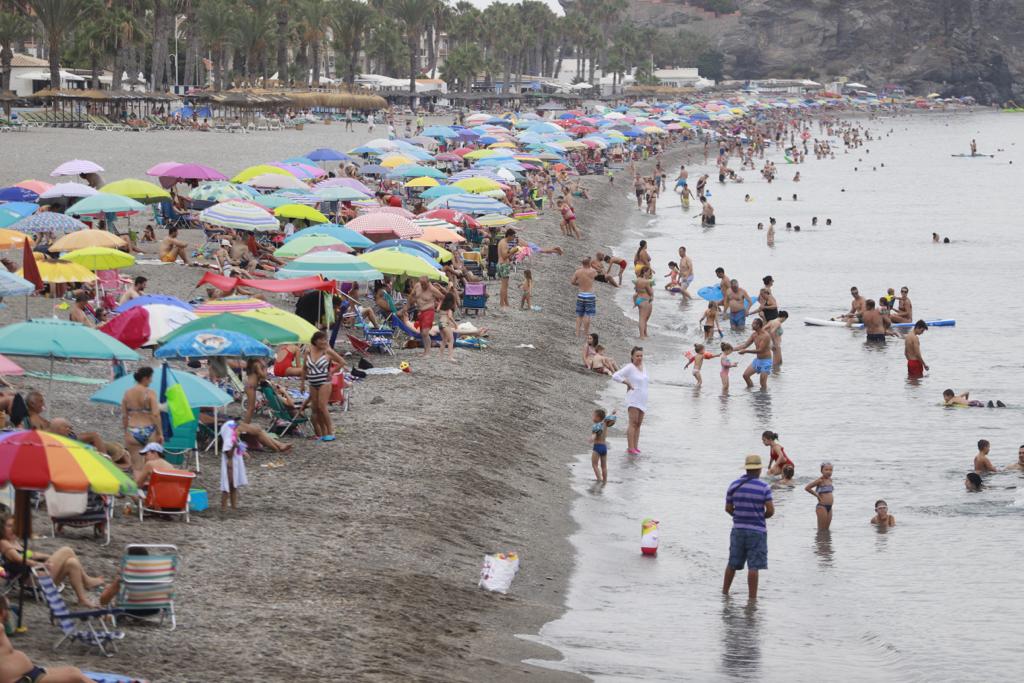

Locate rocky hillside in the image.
[569,0,1024,103]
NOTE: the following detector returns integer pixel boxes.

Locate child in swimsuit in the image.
[590,408,615,483]
[699,301,721,341]
[719,342,738,391]
[665,262,683,293]
[683,343,717,387]
[805,462,834,530]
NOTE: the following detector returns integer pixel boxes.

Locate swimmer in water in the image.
[974,439,997,474]
[965,472,983,491]
[943,389,1006,408]
[744,194,752,202]
[933,232,940,242]
[805,462,834,530]
[773,464,795,488]
[870,500,896,527]
[1005,445,1024,471]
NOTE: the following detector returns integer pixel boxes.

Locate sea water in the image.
[530,112,1024,681]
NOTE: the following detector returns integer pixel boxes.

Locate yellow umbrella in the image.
[453,177,502,193]
[0,229,33,250]
[231,164,292,183]
[418,226,465,243]
[50,229,126,252]
[100,179,171,203]
[463,149,498,160]
[413,239,452,262]
[379,155,415,168]
[237,307,317,342]
[63,246,136,271]
[19,260,97,284]
[404,176,440,188]
[488,141,516,148]
[274,204,328,223]
[476,213,515,228]
[357,250,447,282]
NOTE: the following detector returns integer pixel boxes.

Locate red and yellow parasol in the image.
[0,430,137,495]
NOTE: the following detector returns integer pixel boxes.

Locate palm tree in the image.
[0,5,32,92]
[298,0,330,86]
[28,0,91,88]
[439,42,481,93]
[199,0,233,90]
[331,0,376,85]
[390,0,434,97]
[234,0,273,86]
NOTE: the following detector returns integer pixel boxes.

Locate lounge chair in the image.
[138,469,195,523]
[114,544,178,630]
[353,307,394,355]
[462,282,488,316]
[163,419,199,472]
[31,567,126,657]
[46,490,113,545]
[260,384,309,436]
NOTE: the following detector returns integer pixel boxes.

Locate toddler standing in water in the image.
[590,408,616,483]
[699,301,721,341]
[684,343,716,386]
[719,342,738,391]
[519,269,533,310]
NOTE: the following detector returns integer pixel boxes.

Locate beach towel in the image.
[219,420,249,493]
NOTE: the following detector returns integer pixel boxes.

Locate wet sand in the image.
[0,125,684,680]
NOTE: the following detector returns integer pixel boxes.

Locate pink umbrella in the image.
[434,153,463,162]
[346,213,423,239]
[161,163,228,181]
[50,159,104,177]
[359,206,415,219]
[0,354,24,377]
[269,162,326,180]
[145,161,182,177]
[314,178,373,195]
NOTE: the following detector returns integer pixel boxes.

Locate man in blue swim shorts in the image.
[723,278,752,328]
[571,257,598,338]
[736,319,774,390]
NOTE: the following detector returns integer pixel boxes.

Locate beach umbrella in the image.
[9,212,87,235]
[314,177,372,195]
[453,177,502,193]
[0,271,35,297]
[389,164,446,179]
[249,195,293,210]
[231,164,291,183]
[159,312,298,346]
[403,176,440,188]
[160,163,228,182]
[65,194,145,217]
[50,160,104,177]
[0,187,39,203]
[360,206,415,219]
[274,204,327,224]
[99,302,197,348]
[145,161,182,177]
[358,249,446,282]
[0,203,38,228]
[277,251,383,283]
[269,161,326,180]
[197,298,318,340]
[199,200,279,232]
[49,229,126,252]
[91,366,231,409]
[37,182,97,204]
[476,213,516,228]
[379,155,415,169]
[64,246,135,271]
[271,189,320,206]
[115,294,193,314]
[236,307,318,342]
[306,148,351,162]
[413,239,453,262]
[274,234,350,259]
[0,355,23,377]
[19,259,97,284]
[245,173,309,190]
[155,329,272,359]
[0,229,33,250]
[365,239,438,259]
[285,225,373,249]
[13,180,53,195]
[346,213,423,239]
[420,209,481,229]
[0,319,138,360]
[419,185,466,200]
[312,186,369,202]
[427,194,512,215]
[195,296,272,315]
[189,181,257,203]
[359,165,386,176]
[100,179,171,204]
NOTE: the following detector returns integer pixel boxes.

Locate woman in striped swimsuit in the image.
[303,331,347,441]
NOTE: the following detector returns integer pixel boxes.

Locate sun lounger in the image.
[114,544,178,630]
[46,490,113,545]
[138,469,195,523]
[31,567,126,657]
[260,384,309,436]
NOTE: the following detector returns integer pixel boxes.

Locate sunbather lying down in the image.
[0,596,97,682]
[197,409,292,453]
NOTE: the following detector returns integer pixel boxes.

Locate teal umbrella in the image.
[388,164,446,179]
[285,224,373,249]
[277,251,383,282]
[66,193,145,217]
[90,365,231,408]
[250,195,293,210]
[158,312,298,346]
[419,185,467,199]
[0,202,38,228]
[0,319,139,360]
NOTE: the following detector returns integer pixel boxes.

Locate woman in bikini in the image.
[633,240,651,276]
[121,366,162,471]
[805,462,835,530]
[304,331,346,442]
[634,266,654,340]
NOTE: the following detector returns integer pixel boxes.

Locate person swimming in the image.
[871,500,896,527]
[943,389,1006,408]
[965,472,984,491]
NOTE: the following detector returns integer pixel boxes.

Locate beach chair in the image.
[260,384,309,436]
[114,544,179,630]
[46,490,113,545]
[163,418,199,472]
[31,567,126,657]
[138,469,195,523]
[354,308,394,355]
[462,282,488,317]
[156,200,198,231]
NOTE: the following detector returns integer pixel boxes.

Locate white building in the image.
[652,68,702,88]
[9,53,85,96]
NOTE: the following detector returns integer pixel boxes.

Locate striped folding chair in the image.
[30,567,125,657]
[115,544,179,631]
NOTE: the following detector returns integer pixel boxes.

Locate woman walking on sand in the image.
[611,347,649,455]
[634,266,654,340]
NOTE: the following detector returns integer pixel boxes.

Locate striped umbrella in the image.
[189,182,257,203]
[198,200,279,232]
[0,430,137,494]
[346,213,423,239]
[359,206,415,219]
[277,251,384,283]
[50,159,104,177]
[313,186,369,202]
[271,190,320,206]
[427,194,513,216]
[11,212,87,236]
[195,296,273,315]
[314,178,373,195]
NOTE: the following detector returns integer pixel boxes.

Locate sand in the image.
[0,124,685,682]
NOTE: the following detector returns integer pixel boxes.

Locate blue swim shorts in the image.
[728,528,768,570]
[752,358,773,374]
[729,310,746,326]
[593,443,608,457]
[576,293,596,318]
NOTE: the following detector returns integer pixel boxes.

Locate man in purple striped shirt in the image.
[723,454,774,599]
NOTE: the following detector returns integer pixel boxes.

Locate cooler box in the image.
[188,488,208,512]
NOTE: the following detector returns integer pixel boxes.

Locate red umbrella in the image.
[98,306,150,349]
[451,147,475,157]
[421,209,480,229]
[20,239,42,292]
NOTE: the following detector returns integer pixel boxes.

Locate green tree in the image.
[234,0,273,85]
[199,0,233,90]
[390,0,435,95]
[0,5,32,92]
[696,49,724,82]
[28,0,91,88]
[439,42,481,93]
[332,0,376,85]
[298,0,330,85]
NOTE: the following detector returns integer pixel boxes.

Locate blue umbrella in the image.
[360,165,386,176]
[0,187,39,203]
[307,147,351,162]
[0,202,38,228]
[388,164,446,179]
[419,185,467,199]
[115,294,193,314]
[155,329,273,359]
[8,211,86,235]
[0,271,35,297]
[427,194,512,215]
[285,224,373,249]
[91,365,232,408]
[366,239,438,258]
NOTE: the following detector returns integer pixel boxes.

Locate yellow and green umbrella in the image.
[452,177,502,193]
[19,259,96,284]
[404,176,440,188]
[100,179,172,204]
[273,234,349,259]
[63,246,135,271]
[358,249,447,282]
[274,204,328,224]
[231,164,292,184]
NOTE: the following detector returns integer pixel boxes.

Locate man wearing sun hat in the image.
[723,454,774,599]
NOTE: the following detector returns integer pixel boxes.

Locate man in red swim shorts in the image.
[411,275,443,357]
[904,320,928,377]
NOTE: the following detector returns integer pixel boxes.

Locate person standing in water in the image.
[805,462,835,530]
[677,246,695,300]
[970,139,978,156]
[974,439,997,473]
[862,299,886,343]
[634,266,654,340]
[904,320,929,377]
[724,279,752,328]
[737,319,773,390]
[723,454,774,600]
[611,347,649,455]
[763,310,788,366]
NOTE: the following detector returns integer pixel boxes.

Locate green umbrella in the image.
[66,193,145,216]
[250,195,293,209]
[0,319,139,360]
[273,234,350,259]
[157,312,298,346]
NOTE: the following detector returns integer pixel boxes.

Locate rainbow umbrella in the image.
[195,296,272,315]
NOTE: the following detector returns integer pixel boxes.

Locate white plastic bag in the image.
[479,552,520,594]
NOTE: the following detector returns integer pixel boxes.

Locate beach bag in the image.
[165,384,193,428]
[479,552,520,594]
